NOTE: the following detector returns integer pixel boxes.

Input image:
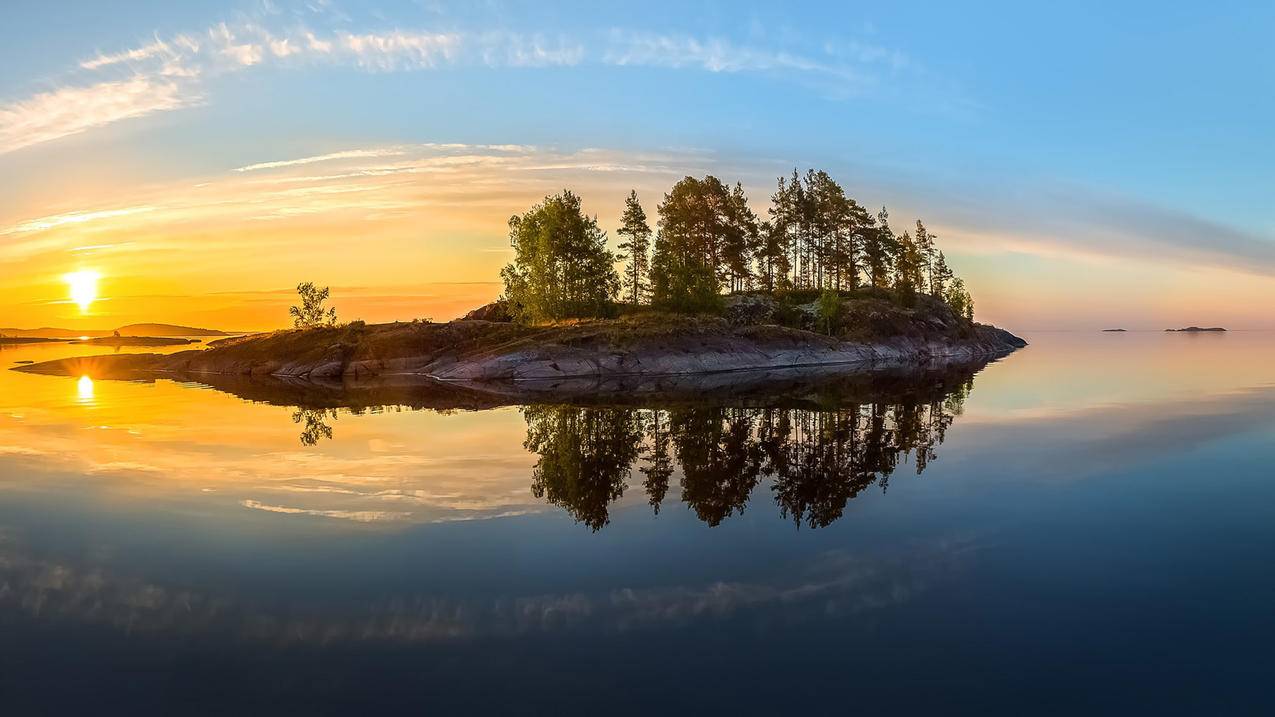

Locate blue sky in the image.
[2,0,1274,329]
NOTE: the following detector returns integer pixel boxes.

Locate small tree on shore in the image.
[817,288,842,336]
[290,282,337,328]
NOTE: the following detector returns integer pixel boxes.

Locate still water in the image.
[1,332,1273,714]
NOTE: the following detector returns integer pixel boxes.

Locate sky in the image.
[2,0,1274,331]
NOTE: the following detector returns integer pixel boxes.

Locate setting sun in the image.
[64,270,100,313]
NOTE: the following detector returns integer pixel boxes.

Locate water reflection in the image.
[522,377,971,531]
[76,374,94,404]
[292,407,336,446]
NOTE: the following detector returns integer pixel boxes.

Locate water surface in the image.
[2,332,1273,714]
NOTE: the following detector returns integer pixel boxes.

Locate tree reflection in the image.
[523,405,643,531]
[519,376,976,530]
[293,407,336,446]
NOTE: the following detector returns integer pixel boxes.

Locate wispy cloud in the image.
[234,148,407,172]
[0,77,196,155]
[0,15,920,155]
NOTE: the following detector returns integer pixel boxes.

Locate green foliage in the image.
[290,282,337,329]
[650,176,735,313]
[863,206,897,288]
[945,277,974,321]
[490,171,977,327]
[616,190,652,305]
[914,220,935,294]
[893,231,925,305]
[501,190,620,324]
[932,250,952,298]
[817,288,842,335]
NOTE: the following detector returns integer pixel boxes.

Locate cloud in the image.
[239,498,410,522]
[0,16,920,155]
[233,148,407,172]
[0,206,155,236]
[0,77,197,155]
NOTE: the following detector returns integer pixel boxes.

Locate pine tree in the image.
[932,250,952,298]
[615,190,652,304]
[863,206,896,289]
[722,182,757,293]
[894,230,924,305]
[650,177,725,312]
[915,220,935,294]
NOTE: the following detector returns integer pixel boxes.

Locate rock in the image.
[461,301,513,322]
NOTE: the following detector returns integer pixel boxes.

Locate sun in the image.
[65,270,101,312]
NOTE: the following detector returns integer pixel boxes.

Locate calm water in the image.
[2,332,1274,714]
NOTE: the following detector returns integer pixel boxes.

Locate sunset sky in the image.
[4,0,1275,331]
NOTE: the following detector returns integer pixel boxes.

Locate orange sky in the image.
[3,142,1274,332]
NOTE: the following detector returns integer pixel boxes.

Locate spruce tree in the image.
[616,190,652,304]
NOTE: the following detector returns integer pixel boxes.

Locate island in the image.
[1102,328,1128,332]
[1165,326,1227,332]
[70,336,202,347]
[0,322,227,339]
[12,171,1026,398]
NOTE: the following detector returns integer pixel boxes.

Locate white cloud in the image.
[0,17,921,155]
[0,77,196,155]
[234,148,407,172]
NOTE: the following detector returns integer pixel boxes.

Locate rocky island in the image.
[1165,326,1227,332]
[15,292,1024,400]
[13,171,1027,400]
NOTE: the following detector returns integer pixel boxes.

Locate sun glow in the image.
[76,375,95,404]
[65,270,101,312]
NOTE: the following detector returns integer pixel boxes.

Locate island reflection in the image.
[264,361,982,531]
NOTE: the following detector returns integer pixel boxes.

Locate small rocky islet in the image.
[14,291,1025,396]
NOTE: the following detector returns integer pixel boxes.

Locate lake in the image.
[2,332,1274,714]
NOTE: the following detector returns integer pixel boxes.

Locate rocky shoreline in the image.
[13,309,1026,394]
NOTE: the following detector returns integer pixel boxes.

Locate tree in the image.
[945,277,973,321]
[863,206,897,288]
[894,231,924,304]
[754,220,791,292]
[615,190,652,305]
[932,250,952,298]
[650,176,729,312]
[817,288,842,336]
[290,282,337,328]
[722,182,758,292]
[501,190,619,323]
[915,220,936,294]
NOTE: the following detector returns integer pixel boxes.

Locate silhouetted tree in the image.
[863,206,897,288]
[290,282,337,328]
[932,250,952,299]
[915,220,936,295]
[293,407,336,445]
[501,191,619,323]
[894,231,924,304]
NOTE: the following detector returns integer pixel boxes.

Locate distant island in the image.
[0,323,229,339]
[1102,328,1127,332]
[1165,326,1227,332]
[72,336,201,347]
[15,169,1025,390]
